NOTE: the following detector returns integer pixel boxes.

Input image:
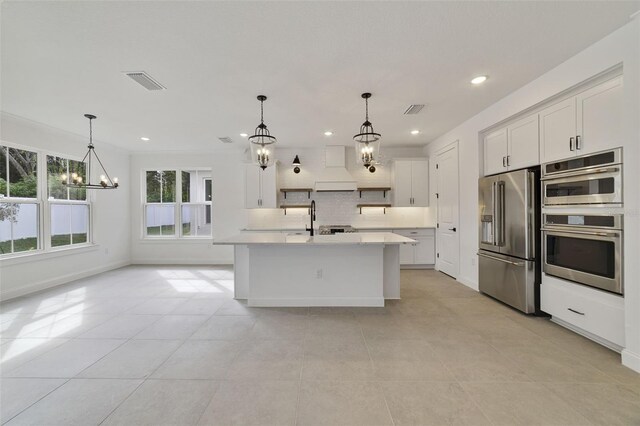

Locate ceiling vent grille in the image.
[218,137,234,144]
[403,104,425,115]
[123,71,166,91]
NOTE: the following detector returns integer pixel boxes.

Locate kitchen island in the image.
[213,232,415,307]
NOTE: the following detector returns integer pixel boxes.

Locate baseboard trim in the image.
[457,276,479,291]
[132,258,232,265]
[0,260,130,301]
[400,264,435,270]
[551,317,623,353]
[247,297,385,307]
[622,349,640,373]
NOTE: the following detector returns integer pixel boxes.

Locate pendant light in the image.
[353,92,381,168]
[248,95,277,170]
[292,155,301,174]
[61,114,119,189]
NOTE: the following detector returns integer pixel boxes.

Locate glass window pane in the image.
[51,204,71,247]
[161,171,176,203]
[182,171,191,202]
[181,204,211,237]
[0,147,7,197]
[8,148,38,198]
[69,160,87,201]
[146,171,161,203]
[71,204,89,244]
[0,203,39,254]
[146,204,175,236]
[47,156,68,200]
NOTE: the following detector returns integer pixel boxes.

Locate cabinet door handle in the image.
[567,308,585,316]
[506,155,510,167]
[576,135,581,150]
[569,137,575,151]
[502,156,506,167]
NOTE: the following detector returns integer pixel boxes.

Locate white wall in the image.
[424,19,640,372]
[248,146,434,230]
[129,149,247,264]
[0,113,131,300]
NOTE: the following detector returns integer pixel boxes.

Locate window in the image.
[143,169,212,238]
[47,155,90,248]
[0,146,40,254]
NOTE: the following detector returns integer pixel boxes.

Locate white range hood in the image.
[315,146,357,192]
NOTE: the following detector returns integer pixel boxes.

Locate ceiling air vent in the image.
[218,137,234,144]
[404,104,425,115]
[123,71,166,91]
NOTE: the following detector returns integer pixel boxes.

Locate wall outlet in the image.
[316,269,323,279]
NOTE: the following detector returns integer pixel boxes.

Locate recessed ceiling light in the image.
[140,137,150,141]
[471,75,488,85]
[411,130,420,135]
[324,131,333,136]
[240,133,248,138]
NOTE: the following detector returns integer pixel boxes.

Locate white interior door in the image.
[436,142,459,278]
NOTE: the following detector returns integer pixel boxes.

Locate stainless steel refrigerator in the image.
[478,168,540,314]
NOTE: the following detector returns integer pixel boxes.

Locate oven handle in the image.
[541,227,620,237]
[477,252,524,266]
[540,166,620,181]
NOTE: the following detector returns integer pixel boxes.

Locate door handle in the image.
[569,137,575,151]
[477,252,524,266]
[449,227,457,232]
[502,156,506,167]
[568,308,585,316]
[575,135,581,150]
[506,155,510,167]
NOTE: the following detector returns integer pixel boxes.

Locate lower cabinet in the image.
[541,275,625,349]
[393,229,436,267]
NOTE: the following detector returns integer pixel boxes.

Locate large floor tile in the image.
[249,315,309,340]
[226,339,303,380]
[4,378,141,426]
[198,380,298,425]
[77,314,161,339]
[0,378,66,422]
[133,315,209,340]
[170,298,225,315]
[305,314,362,338]
[21,314,114,338]
[125,297,189,315]
[0,338,69,374]
[191,316,256,340]
[462,382,592,425]
[302,335,375,380]
[151,340,243,379]
[77,339,182,379]
[381,381,490,425]
[366,338,454,380]
[103,379,218,426]
[297,381,393,426]
[4,339,124,378]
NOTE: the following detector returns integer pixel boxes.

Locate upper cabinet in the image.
[540,75,623,163]
[245,164,278,208]
[483,114,539,176]
[391,159,429,207]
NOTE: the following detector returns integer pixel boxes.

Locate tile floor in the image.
[1,266,639,425]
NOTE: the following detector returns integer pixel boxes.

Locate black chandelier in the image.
[248,95,277,170]
[61,114,119,189]
[353,92,381,168]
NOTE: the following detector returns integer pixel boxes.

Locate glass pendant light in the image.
[353,92,381,168]
[61,114,119,189]
[248,95,277,170]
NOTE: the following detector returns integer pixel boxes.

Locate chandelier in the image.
[61,114,119,189]
[353,92,381,168]
[248,95,277,170]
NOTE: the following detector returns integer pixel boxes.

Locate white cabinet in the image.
[540,75,623,163]
[392,159,429,207]
[483,115,538,176]
[244,164,278,208]
[394,229,435,266]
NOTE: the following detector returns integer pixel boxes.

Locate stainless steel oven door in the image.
[542,166,622,206]
[542,227,622,294]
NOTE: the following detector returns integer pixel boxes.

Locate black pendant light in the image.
[353,92,381,168]
[61,114,119,189]
[248,95,277,170]
[292,155,301,174]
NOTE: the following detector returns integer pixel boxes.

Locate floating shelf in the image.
[280,204,311,215]
[357,187,391,198]
[357,203,392,214]
[280,188,313,199]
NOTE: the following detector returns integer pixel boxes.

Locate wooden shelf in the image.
[280,204,311,215]
[280,188,313,199]
[356,203,392,214]
[357,187,391,198]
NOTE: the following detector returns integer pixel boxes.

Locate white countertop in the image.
[241,226,435,232]
[215,232,416,245]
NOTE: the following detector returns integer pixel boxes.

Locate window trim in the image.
[141,168,212,240]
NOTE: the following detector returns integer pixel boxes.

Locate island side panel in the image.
[233,245,249,299]
[247,244,384,307]
[383,244,401,299]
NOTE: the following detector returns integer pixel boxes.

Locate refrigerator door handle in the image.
[491,182,498,245]
[495,181,505,246]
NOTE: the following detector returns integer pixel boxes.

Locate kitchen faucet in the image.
[306,200,316,236]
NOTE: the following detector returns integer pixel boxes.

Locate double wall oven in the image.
[541,148,624,295]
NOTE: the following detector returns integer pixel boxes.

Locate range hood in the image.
[315,146,357,192]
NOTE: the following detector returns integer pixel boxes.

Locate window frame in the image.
[142,168,212,240]
[0,140,95,259]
